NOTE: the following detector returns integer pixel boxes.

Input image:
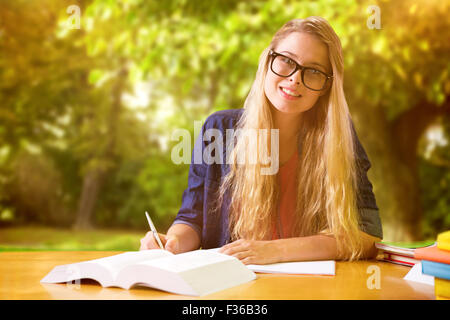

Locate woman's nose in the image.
[289,69,301,85]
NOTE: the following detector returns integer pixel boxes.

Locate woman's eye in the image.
[281,57,295,65]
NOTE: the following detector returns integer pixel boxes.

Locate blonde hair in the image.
[217,17,364,261]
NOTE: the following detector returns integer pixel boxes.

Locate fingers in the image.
[165,235,179,254]
[240,256,256,265]
[222,247,253,263]
[139,231,154,250]
[219,239,246,255]
[139,231,167,250]
[229,250,252,260]
[219,240,252,260]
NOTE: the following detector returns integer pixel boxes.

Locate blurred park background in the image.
[0,0,449,250]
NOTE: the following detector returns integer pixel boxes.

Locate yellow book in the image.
[437,230,450,251]
[436,295,450,300]
[435,278,450,299]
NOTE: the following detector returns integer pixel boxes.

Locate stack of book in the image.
[375,241,435,267]
[415,231,450,300]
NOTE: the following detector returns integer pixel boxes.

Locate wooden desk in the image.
[0,251,435,300]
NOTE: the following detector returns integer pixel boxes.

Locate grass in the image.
[1,226,439,252]
[0,225,145,251]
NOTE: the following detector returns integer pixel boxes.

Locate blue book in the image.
[422,260,450,280]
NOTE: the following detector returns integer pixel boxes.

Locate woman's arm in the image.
[219,231,381,264]
[140,223,200,253]
[275,231,380,262]
[166,223,201,253]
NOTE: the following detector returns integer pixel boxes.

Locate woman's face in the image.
[264,32,331,115]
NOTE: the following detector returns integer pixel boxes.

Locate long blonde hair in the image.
[217,17,364,261]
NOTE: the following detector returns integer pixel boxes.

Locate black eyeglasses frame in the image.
[268,50,333,91]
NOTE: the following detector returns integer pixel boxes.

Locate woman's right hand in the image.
[139,231,179,253]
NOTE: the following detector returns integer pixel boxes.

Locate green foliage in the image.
[0,226,142,251]
[0,0,449,241]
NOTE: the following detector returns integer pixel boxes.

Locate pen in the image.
[145,211,164,249]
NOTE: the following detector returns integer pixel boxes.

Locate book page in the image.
[40,250,174,287]
[404,262,434,286]
[137,250,237,274]
[246,260,335,275]
[116,250,256,295]
[88,250,173,278]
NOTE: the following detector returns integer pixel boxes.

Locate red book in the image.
[415,246,450,264]
[383,252,419,267]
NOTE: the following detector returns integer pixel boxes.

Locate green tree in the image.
[1,0,449,241]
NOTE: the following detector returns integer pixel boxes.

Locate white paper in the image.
[403,262,434,286]
[204,248,335,275]
[247,260,335,275]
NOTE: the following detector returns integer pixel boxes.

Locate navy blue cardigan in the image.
[172,109,383,248]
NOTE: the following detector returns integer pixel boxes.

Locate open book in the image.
[41,250,256,296]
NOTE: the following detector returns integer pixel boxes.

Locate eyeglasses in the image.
[269,50,333,91]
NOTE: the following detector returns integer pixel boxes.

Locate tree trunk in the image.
[350,98,450,241]
[73,168,104,230]
[352,104,419,241]
[73,66,128,230]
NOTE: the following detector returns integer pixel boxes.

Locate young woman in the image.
[140,16,383,264]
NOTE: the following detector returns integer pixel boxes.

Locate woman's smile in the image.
[279,86,302,100]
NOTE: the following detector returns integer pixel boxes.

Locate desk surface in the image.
[0,251,435,300]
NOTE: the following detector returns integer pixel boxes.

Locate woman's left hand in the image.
[218,239,282,265]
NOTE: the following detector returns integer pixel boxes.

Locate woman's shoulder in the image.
[204,108,244,129]
[208,108,244,119]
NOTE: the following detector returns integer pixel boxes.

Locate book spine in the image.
[435,278,450,299]
[377,247,415,257]
[415,248,450,264]
[437,243,450,252]
[383,259,413,267]
[437,231,450,251]
[422,260,450,280]
[383,253,418,267]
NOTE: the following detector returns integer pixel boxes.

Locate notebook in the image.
[205,248,335,275]
[246,260,335,275]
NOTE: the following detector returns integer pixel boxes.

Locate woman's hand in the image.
[218,239,282,265]
[139,231,180,253]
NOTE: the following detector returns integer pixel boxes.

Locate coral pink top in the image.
[272,151,299,239]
